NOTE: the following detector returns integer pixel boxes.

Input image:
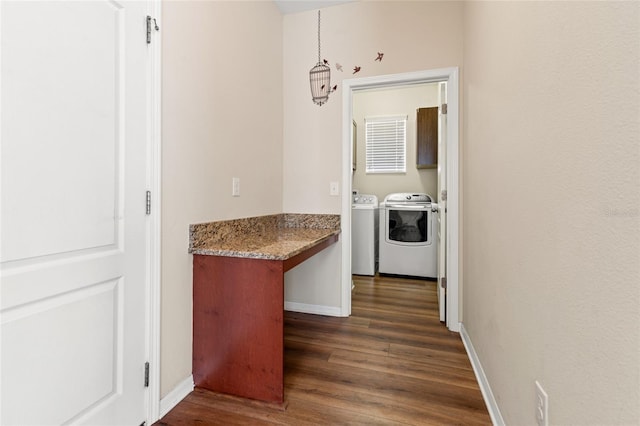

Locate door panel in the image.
[2,280,120,425]
[1,0,122,262]
[1,1,149,424]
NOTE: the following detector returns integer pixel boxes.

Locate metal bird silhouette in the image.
[353,66,361,74]
[323,59,329,65]
[375,52,384,62]
[332,85,337,92]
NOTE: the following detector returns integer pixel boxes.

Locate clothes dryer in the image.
[379,193,437,278]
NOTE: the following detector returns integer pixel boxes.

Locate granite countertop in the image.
[189,213,341,260]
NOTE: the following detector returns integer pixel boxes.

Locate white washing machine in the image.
[379,193,437,278]
[351,193,379,276]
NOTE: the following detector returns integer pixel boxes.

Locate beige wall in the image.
[161,0,283,396]
[462,2,640,424]
[283,1,463,212]
[282,1,463,309]
[353,84,439,202]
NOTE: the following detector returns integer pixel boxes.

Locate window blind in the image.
[365,115,407,173]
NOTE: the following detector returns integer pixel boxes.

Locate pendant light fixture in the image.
[309,10,331,106]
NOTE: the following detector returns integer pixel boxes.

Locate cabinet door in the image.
[416,107,438,168]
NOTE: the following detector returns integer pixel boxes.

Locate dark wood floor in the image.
[155,275,491,425]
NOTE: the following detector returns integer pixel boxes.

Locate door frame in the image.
[340,68,460,332]
[146,0,162,422]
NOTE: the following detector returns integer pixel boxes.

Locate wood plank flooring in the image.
[155,275,491,425]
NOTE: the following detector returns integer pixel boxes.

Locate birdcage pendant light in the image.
[309,10,331,106]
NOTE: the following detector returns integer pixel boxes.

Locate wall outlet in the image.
[535,381,548,426]
[330,181,340,196]
[232,177,240,197]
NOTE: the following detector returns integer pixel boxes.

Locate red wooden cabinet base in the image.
[193,255,285,403]
[192,233,338,405]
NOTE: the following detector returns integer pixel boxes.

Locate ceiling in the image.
[274,0,355,15]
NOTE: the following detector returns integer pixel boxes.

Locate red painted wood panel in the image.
[193,255,285,404]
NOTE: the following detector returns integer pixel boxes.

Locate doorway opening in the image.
[340,68,460,332]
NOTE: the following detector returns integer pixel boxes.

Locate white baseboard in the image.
[285,301,342,317]
[460,324,505,426]
[159,374,194,419]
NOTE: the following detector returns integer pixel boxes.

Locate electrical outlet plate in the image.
[535,380,548,426]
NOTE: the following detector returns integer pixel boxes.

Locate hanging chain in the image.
[317,10,322,64]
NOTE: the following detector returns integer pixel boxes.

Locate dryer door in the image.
[385,205,431,246]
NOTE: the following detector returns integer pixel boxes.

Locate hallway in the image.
[157,275,490,425]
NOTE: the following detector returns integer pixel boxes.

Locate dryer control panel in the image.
[383,193,432,204]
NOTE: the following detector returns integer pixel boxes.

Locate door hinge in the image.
[441,103,448,115]
[146,16,159,44]
[144,362,150,387]
[441,189,447,201]
[441,277,447,289]
[146,191,151,215]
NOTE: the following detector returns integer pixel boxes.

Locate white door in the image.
[1,1,151,424]
[436,82,448,323]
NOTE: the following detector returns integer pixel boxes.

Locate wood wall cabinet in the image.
[416,107,438,169]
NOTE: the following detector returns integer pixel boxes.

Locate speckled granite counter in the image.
[190,213,340,405]
[189,213,341,260]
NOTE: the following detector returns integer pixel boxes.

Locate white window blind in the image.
[365,115,407,173]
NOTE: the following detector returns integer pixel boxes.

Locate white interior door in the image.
[436,82,447,323]
[1,1,151,424]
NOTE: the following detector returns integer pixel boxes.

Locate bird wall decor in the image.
[311,51,386,100]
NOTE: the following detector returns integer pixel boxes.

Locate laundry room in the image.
[351,82,441,279]
[352,82,440,202]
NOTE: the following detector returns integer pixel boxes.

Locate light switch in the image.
[232,177,240,197]
[330,181,339,196]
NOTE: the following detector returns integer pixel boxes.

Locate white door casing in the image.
[437,81,448,323]
[0,1,159,424]
[342,69,460,332]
